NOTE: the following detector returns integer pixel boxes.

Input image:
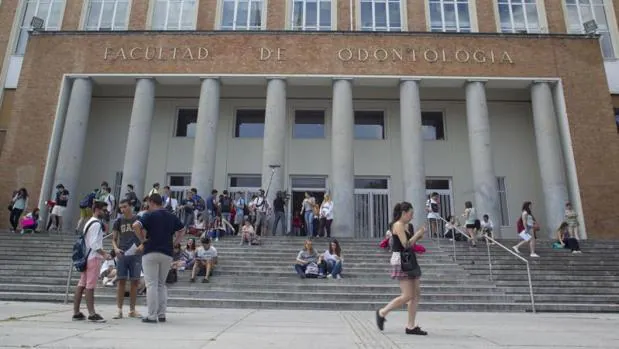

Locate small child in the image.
[292,212,302,236]
[20,208,40,234]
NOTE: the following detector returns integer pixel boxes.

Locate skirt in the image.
[391,264,420,280]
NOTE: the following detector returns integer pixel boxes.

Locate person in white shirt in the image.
[251,189,268,236]
[425,192,440,237]
[72,201,111,323]
[480,214,494,239]
[103,187,115,221]
[322,239,344,279]
[190,237,218,283]
[318,195,334,238]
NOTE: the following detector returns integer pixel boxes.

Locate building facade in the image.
[0,0,618,238]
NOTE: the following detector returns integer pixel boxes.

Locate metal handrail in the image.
[64,233,113,304]
[435,215,470,262]
[482,233,536,313]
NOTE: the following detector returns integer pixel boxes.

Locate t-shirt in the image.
[182,198,195,213]
[84,217,104,260]
[196,246,218,260]
[113,215,140,251]
[426,199,439,219]
[56,189,69,207]
[220,196,232,213]
[252,197,267,213]
[206,195,215,211]
[273,197,285,213]
[296,249,318,263]
[138,208,184,257]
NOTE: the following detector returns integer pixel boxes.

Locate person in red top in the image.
[292,211,302,236]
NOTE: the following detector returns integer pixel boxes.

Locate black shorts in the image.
[465,223,476,229]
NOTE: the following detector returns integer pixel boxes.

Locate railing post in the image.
[526,263,536,313]
[485,235,493,281]
[451,230,457,262]
[64,261,73,304]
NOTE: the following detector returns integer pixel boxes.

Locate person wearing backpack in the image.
[72,201,111,323]
[219,190,233,235]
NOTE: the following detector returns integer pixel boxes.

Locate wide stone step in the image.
[513,294,619,304]
[496,280,619,287]
[506,286,619,295]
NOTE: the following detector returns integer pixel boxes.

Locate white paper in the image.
[519,231,532,242]
[124,243,138,256]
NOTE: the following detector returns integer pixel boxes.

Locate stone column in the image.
[465,80,501,233]
[53,77,93,229]
[331,78,355,237]
[399,79,426,229]
[531,81,569,236]
[120,78,156,199]
[261,78,287,205]
[191,78,221,197]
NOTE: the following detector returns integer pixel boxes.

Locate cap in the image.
[93,200,107,210]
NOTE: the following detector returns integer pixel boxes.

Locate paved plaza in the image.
[0,302,617,349]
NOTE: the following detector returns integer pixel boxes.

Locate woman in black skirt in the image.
[376,202,427,335]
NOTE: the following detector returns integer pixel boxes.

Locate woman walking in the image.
[9,188,28,233]
[513,201,540,258]
[376,202,427,335]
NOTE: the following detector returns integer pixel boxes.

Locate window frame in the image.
[229,174,263,188]
[173,107,199,138]
[496,176,510,226]
[234,108,267,138]
[289,0,334,30]
[358,0,404,31]
[82,0,131,31]
[421,110,446,141]
[563,0,618,59]
[495,0,542,34]
[428,0,472,32]
[353,110,386,140]
[150,0,198,30]
[14,0,67,56]
[292,109,327,139]
[219,0,265,30]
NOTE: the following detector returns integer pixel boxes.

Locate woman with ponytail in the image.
[375,202,427,335]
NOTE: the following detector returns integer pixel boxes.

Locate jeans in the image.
[304,211,313,237]
[327,260,343,277]
[319,218,333,237]
[116,254,142,281]
[142,252,173,321]
[9,208,23,230]
[272,211,286,235]
[183,211,194,228]
[294,264,307,277]
[255,211,267,235]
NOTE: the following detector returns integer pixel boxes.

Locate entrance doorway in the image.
[289,176,327,236]
[425,178,454,235]
[354,177,390,239]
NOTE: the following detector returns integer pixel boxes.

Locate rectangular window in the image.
[221,0,263,29]
[168,174,192,186]
[565,0,614,58]
[152,0,197,30]
[235,109,266,138]
[291,176,326,188]
[290,0,332,30]
[293,110,325,138]
[354,111,385,139]
[421,111,445,140]
[85,0,129,30]
[229,175,262,187]
[355,177,389,189]
[425,179,450,190]
[497,177,509,226]
[175,108,198,137]
[429,0,471,32]
[15,0,66,55]
[498,0,540,33]
[360,0,402,31]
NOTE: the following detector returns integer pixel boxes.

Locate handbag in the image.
[400,249,422,277]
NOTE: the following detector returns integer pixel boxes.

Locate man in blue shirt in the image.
[132,194,185,323]
[205,189,218,225]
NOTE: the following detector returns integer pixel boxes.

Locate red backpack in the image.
[516,217,525,234]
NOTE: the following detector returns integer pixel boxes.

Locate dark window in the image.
[294,110,325,139]
[422,111,445,140]
[169,174,192,186]
[229,175,262,188]
[354,111,385,139]
[175,108,198,137]
[354,178,389,189]
[425,179,450,190]
[291,177,326,188]
[614,108,619,133]
[235,109,266,138]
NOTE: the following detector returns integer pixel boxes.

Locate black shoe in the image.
[142,318,157,324]
[202,278,209,283]
[158,317,166,323]
[299,274,306,279]
[87,314,106,323]
[375,310,386,331]
[124,291,130,297]
[405,326,427,335]
[190,278,195,283]
[72,312,86,321]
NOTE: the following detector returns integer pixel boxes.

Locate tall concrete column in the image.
[120,78,156,200]
[53,77,93,230]
[191,78,221,196]
[531,81,569,236]
[465,80,501,233]
[331,78,355,237]
[261,78,287,205]
[399,79,426,229]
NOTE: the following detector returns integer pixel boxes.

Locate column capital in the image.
[199,76,220,81]
[332,77,354,82]
[465,79,488,84]
[267,76,287,81]
[400,78,421,82]
[531,80,557,86]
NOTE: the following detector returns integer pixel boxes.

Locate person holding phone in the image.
[376,202,428,336]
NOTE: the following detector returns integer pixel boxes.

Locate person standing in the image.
[48,184,69,232]
[271,191,286,236]
[252,189,268,236]
[111,199,142,319]
[425,192,440,237]
[9,188,28,233]
[148,183,160,197]
[318,194,334,238]
[219,190,233,235]
[376,202,427,335]
[233,192,245,233]
[301,193,315,237]
[132,194,185,324]
[72,201,111,323]
[125,184,140,213]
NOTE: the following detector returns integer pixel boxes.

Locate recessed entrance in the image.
[289,176,327,236]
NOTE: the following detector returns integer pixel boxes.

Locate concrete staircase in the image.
[0,231,616,312]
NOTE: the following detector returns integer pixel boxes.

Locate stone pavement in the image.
[0,302,618,349]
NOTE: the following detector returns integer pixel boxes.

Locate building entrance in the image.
[353,177,390,239]
[289,176,327,236]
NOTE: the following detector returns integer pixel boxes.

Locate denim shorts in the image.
[116,254,142,281]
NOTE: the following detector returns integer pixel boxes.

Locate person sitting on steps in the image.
[190,236,218,283]
[294,240,319,279]
[556,221,582,254]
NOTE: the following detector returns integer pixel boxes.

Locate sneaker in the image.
[142,318,157,324]
[105,281,115,287]
[336,275,343,280]
[102,277,109,285]
[530,253,540,258]
[573,250,583,254]
[190,278,195,283]
[326,274,333,279]
[215,238,219,242]
[202,278,209,283]
[512,246,521,254]
[112,310,123,319]
[158,317,166,323]
[88,314,106,323]
[405,326,428,335]
[72,312,86,321]
[299,274,306,279]
[128,310,141,318]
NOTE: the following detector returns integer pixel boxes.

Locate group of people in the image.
[299,193,334,238]
[293,239,343,279]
